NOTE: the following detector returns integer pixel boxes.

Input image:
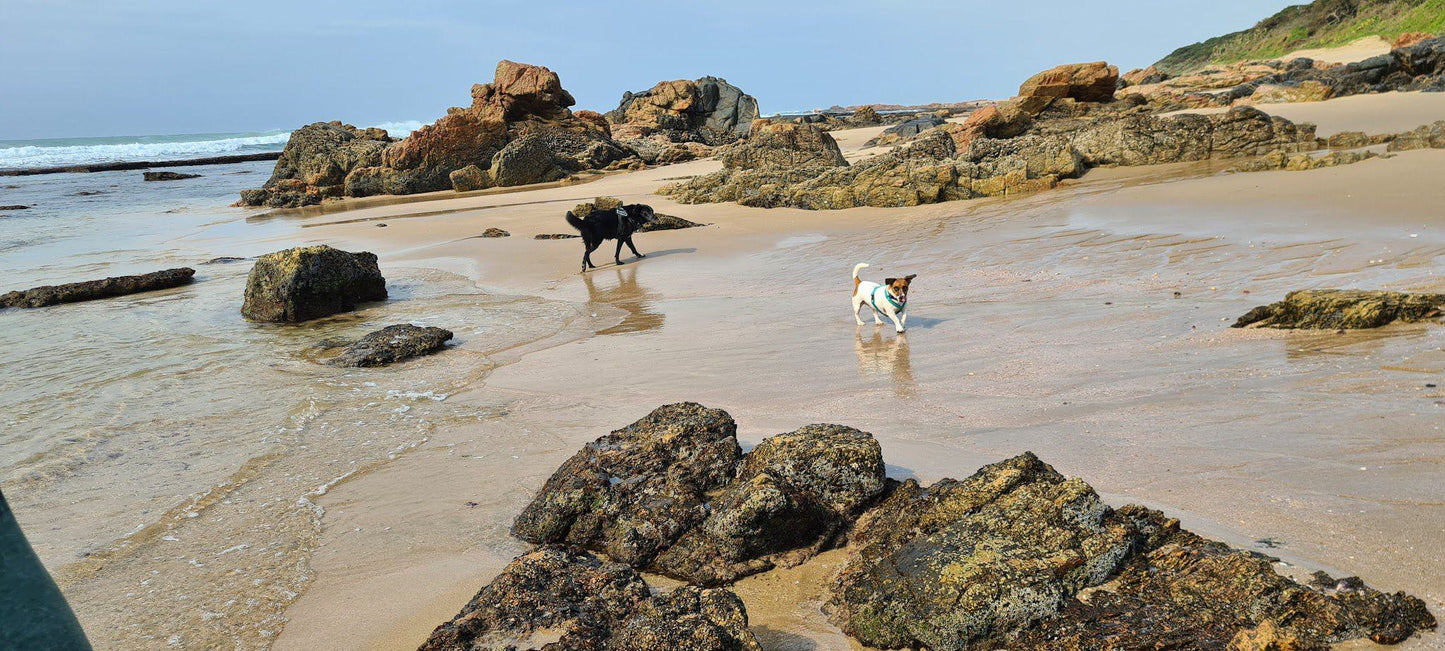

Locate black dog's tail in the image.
[564,211,586,232]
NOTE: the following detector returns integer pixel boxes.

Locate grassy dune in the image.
[1155,0,1445,74]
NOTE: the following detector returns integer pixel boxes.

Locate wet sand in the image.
[5,91,1442,649]
[268,97,1443,650]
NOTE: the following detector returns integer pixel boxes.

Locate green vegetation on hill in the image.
[1155,0,1445,74]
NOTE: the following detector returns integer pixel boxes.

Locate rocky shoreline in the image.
[422,403,1437,649]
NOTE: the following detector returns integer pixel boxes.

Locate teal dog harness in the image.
[869,286,905,315]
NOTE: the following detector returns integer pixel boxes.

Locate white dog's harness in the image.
[869,286,905,315]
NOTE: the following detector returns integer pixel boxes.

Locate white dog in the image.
[852,263,915,333]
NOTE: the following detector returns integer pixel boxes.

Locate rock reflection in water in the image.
[855,328,914,396]
[583,266,664,336]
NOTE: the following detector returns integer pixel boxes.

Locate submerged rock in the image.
[511,403,743,566]
[827,453,1436,650]
[652,424,886,585]
[1233,289,1445,329]
[142,171,201,181]
[240,245,386,323]
[419,546,760,651]
[323,324,453,367]
[1,267,195,308]
[0,205,29,211]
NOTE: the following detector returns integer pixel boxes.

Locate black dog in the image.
[564,203,656,272]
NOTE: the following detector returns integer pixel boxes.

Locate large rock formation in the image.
[323,324,453,367]
[605,77,760,165]
[511,403,743,567]
[1,267,195,309]
[1018,61,1120,103]
[1233,289,1445,329]
[660,120,853,207]
[238,122,393,208]
[828,453,1436,650]
[240,245,387,323]
[419,546,760,651]
[512,404,887,584]
[240,62,636,208]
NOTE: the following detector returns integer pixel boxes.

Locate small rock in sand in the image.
[323,324,453,367]
[534,233,579,240]
[1233,289,1445,329]
[479,228,510,238]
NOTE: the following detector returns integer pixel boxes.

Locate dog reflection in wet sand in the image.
[855,329,914,392]
[582,265,663,335]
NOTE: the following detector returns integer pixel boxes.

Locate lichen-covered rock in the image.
[1233,289,1445,329]
[721,120,848,170]
[828,453,1146,650]
[1,267,195,309]
[1231,149,1381,173]
[240,245,386,323]
[1003,522,1437,649]
[1244,80,1334,104]
[323,324,452,367]
[652,424,886,585]
[239,122,393,207]
[511,403,742,566]
[828,453,1436,650]
[419,546,760,651]
[488,133,568,187]
[448,164,490,192]
[1387,120,1445,152]
[1019,61,1120,103]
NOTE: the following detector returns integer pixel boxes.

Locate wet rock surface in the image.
[1233,289,1445,329]
[511,403,743,567]
[419,546,759,651]
[242,61,636,207]
[240,245,386,323]
[322,324,453,367]
[1,267,196,308]
[142,171,201,181]
[653,424,886,585]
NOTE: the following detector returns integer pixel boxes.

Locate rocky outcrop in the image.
[419,546,760,651]
[607,77,760,144]
[241,62,637,207]
[239,122,393,208]
[323,324,453,367]
[1018,61,1120,103]
[511,403,743,566]
[1388,120,1445,151]
[664,101,1320,210]
[142,171,200,181]
[1232,149,1382,172]
[828,453,1436,650]
[719,121,848,170]
[513,405,887,584]
[240,245,386,323]
[847,106,882,126]
[652,424,885,585]
[865,116,947,147]
[1,267,195,308]
[1233,289,1445,329]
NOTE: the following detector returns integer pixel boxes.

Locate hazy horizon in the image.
[0,0,1300,140]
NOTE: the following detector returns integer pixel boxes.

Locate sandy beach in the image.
[3,84,1443,648]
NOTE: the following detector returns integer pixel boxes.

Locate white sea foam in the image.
[0,120,424,170]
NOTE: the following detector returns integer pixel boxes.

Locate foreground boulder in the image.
[238,122,393,208]
[511,403,742,566]
[240,245,386,323]
[828,453,1436,650]
[323,324,452,367]
[419,546,760,651]
[242,62,635,207]
[653,424,886,585]
[1233,289,1445,329]
[1,267,195,308]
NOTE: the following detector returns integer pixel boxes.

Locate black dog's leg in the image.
[582,239,600,272]
[625,236,644,259]
[614,239,625,266]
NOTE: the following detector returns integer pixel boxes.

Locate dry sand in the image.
[1280,35,1394,65]
[1168,90,1445,137]
[182,93,1444,649]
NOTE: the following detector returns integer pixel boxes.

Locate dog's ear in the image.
[884,277,897,286]
[905,274,917,282]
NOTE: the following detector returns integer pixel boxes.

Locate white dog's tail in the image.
[852,263,869,280]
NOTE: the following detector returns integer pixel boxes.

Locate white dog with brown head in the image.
[852,263,915,333]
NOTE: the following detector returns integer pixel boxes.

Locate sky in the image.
[0,0,1301,140]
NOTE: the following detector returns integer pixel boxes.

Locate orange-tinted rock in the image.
[1019,61,1120,102]
[1393,32,1432,49]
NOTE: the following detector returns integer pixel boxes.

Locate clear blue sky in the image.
[0,0,1298,140]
